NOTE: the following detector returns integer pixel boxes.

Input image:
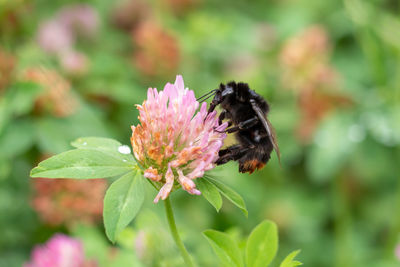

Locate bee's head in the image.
[221,84,234,97]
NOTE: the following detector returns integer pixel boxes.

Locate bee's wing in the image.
[250,100,281,164]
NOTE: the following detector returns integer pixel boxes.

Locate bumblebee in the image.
[199,82,280,173]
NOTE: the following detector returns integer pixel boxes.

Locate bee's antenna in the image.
[197,89,217,101]
[197,89,217,102]
[198,93,215,102]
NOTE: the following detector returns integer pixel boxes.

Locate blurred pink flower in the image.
[396,244,400,261]
[36,4,98,73]
[24,234,86,267]
[59,4,99,37]
[60,50,89,75]
[134,230,146,260]
[131,75,227,202]
[279,25,353,143]
[132,21,180,78]
[23,68,78,117]
[280,25,334,93]
[37,20,74,54]
[32,177,106,226]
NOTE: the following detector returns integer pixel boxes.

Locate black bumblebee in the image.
[199,81,280,173]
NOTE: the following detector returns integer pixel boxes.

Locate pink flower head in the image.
[24,234,85,267]
[131,75,227,202]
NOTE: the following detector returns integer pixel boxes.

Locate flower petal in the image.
[177,170,201,195]
[153,165,174,203]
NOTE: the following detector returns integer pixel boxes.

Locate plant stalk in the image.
[164,197,195,267]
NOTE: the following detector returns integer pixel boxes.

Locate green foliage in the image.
[202,176,248,216]
[103,171,145,243]
[71,137,135,163]
[72,224,143,266]
[0,82,42,132]
[30,149,134,179]
[29,137,142,243]
[203,230,244,267]
[205,220,301,267]
[71,137,123,150]
[280,250,302,267]
[306,113,357,182]
[196,177,223,212]
[246,220,278,267]
[34,106,111,154]
[0,119,35,160]
[30,137,136,178]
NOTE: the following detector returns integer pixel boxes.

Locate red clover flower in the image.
[131,75,227,202]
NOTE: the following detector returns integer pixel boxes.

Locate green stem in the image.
[164,197,195,267]
[332,173,353,267]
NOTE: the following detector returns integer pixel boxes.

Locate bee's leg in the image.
[218,145,241,156]
[218,111,226,124]
[225,117,258,133]
[213,111,233,133]
[225,125,239,133]
[238,117,259,129]
[207,93,222,114]
[216,145,249,165]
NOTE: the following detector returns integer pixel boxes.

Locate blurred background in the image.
[1,0,400,266]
